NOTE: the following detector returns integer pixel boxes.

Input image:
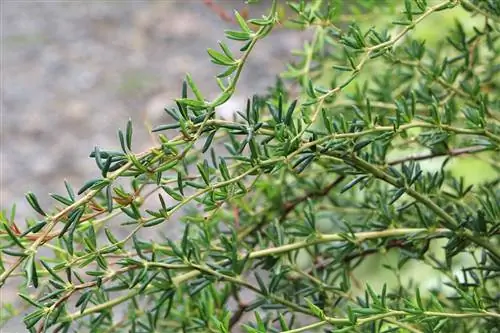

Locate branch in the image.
[281,175,346,219]
[350,155,500,260]
[281,308,500,333]
[0,2,279,288]
[460,0,500,22]
[386,145,490,166]
[59,228,451,322]
[291,0,459,142]
[279,145,490,221]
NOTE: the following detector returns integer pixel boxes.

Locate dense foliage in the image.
[1,1,499,332]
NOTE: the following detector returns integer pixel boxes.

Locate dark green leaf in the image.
[25,192,46,216]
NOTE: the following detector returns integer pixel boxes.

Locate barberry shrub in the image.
[1,1,499,332]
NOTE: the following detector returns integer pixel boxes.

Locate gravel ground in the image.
[1,1,306,331]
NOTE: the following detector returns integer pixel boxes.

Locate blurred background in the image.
[1,1,306,330]
[2,1,306,223]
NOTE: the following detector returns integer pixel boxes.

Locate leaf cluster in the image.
[1,1,499,332]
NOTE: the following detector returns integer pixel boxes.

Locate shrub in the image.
[1,1,499,332]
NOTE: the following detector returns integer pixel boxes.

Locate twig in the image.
[387,145,490,166]
[229,302,248,330]
[281,175,346,220]
[460,0,500,23]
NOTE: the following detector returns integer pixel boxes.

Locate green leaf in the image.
[332,64,353,72]
[404,0,413,21]
[152,123,181,132]
[254,272,268,295]
[118,129,128,153]
[389,188,406,205]
[162,186,184,202]
[224,30,251,41]
[176,98,206,108]
[24,309,45,329]
[284,100,297,126]
[218,41,234,59]
[128,153,149,173]
[77,178,101,195]
[25,254,39,288]
[59,206,85,238]
[126,118,133,151]
[75,290,92,313]
[366,284,380,307]
[186,74,204,102]
[216,65,238,79]
[415,287,424,310]
[219,157,230,180]
[306,79,317,98]
[143,217,165,228]
[2,248,27,257]
[202,130,217,153]
[305,298,325,319]
[234,10,252,33]
[104,227,124,250]
[353,139,372,152]
[341,175,368,193]
[25,192,46,216]
[40,260,64,283]
[105,185,113,213]
[155,160,178,173]
[248,17,273,26]
[19,221,47,237]
[2,221,25,248]
[19,292,43,308]
[197,162,210,186]
[62,181,75,202]
[207,48,235,66]
[49,193,73,206]
[189,279,212,297]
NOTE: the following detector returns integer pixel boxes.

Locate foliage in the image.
[1,1,499,332]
